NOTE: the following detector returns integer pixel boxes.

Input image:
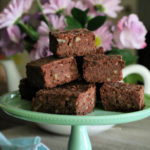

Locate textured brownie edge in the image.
[100,82,144,112]
[26,56,80,88]
[50,29,97,57]
[83,55,125,83]
[32,83,96,115]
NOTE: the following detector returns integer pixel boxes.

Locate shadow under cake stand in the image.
[0,91,150,150]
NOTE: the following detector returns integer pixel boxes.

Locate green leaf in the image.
[85,8,90,14]
[87,16,106,31]
[123,74,143,84]
[106,48,138,66]
[65,16,82,30]
[71,8,87,27]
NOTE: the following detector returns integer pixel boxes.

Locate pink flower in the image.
[7,25,21,43]
[38,21,50,35]
[41,0,49,5]
[113,14,147,49]
[0,0,33,29]
[66,1,88,14]
[48,15,66,30]
[87,0,123,18]
[32,20,53,60]
[43,0,71,15]
[30,36,53,60]
[94,21,113,51]
[0,28,24,56]
[23,0,34,12]
[38,15,65,34]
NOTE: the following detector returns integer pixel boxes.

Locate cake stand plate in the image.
[1,91,150,150]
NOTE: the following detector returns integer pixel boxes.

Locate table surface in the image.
[1,116,150,150]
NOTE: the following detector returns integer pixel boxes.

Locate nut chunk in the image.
[100,82,144,112]
[83,55,125,83]
[26,56,79,88]
[50,29,97,57]
[32,83,96,115]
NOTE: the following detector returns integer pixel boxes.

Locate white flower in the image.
[48,15,66,30]
[38,15,66,34]
[43,0,71,15]
[0,0,33,29]
[66,0,88,14]
[87,0,123,18]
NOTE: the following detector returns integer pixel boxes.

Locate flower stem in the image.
[17,21,39,42]
[36,0,52,30]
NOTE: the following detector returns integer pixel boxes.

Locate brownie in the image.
[26,56,79,88]
[95,47,104,54]
[19,78,39,100]
[50,29,99,57]
[100,82,144,112]
[32,82,96,115]
[83,55,125,83]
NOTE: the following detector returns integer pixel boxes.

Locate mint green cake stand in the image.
[1,91,150,150]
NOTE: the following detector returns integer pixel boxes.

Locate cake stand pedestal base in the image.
[68,125,91,150]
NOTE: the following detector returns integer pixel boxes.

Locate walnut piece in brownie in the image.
[32,82,96,115]
[100,82,144,112]
[26,56,79,88]
[83,55,125,83]
[50,29,100,57]
[19,78,39,100]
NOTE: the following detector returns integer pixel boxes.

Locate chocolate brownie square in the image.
[19,78,39,100]
[32,82,96,115]
[50,29,99,57]
[95,47,104,54]
[100,82,144,112]
[83,55,125,83]
[26,56,79,88]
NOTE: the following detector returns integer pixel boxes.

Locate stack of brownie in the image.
[19,29,144,115]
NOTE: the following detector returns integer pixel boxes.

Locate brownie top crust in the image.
[84,54,123,62]
[50,28,91,36]
[26,56,74,67]
[94,47,104,54]
[37,82,95,97]
[103,82,144,91]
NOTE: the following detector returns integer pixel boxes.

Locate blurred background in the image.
[0,0,150,129]
[0,0,150,95]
